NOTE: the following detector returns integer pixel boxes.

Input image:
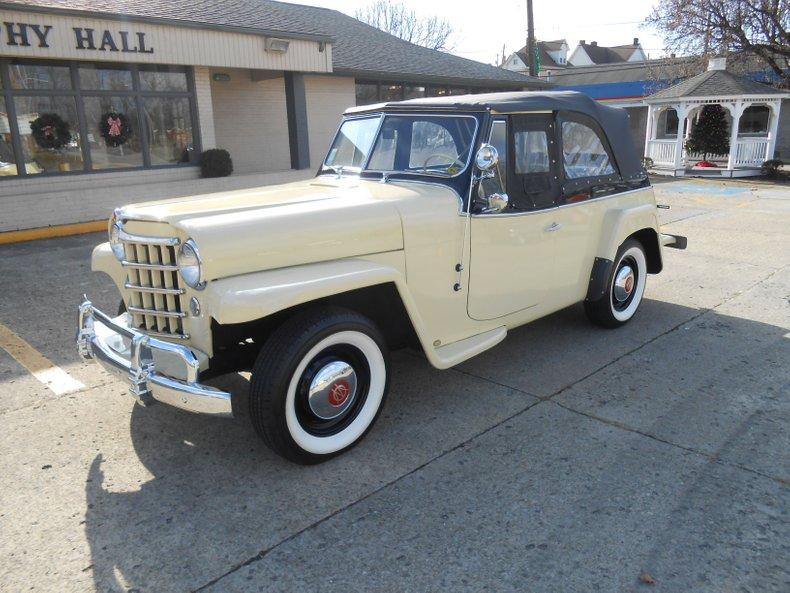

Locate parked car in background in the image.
[77,91,686,463]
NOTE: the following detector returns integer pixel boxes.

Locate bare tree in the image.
[646,0,790,85]
[355,1,454,51]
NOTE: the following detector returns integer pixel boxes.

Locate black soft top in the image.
[346,91,644,182]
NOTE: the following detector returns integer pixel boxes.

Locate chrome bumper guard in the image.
[76,298,232,417]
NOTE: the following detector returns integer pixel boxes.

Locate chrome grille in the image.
[121,236,188,339]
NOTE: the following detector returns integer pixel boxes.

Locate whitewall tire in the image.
[249,307,389,464]
[585,239,647,328]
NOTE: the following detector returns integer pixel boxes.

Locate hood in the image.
[119,177,456,280]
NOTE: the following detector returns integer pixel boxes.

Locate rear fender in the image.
[596,203,660,263]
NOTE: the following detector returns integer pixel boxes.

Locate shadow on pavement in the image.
[82,299,788,592]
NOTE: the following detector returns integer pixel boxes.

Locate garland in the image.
[99,111,133,147]
[30,113,71,150]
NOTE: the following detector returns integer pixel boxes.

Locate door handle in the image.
[545,222,562,232]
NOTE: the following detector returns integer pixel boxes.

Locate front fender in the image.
[91,242,126,287]
[204,253,412,326]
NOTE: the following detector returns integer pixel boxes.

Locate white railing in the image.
[685,152,728,169]
[733,138,769,167]
[646,140,675,166]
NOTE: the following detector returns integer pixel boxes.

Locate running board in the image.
[431,326,507,369]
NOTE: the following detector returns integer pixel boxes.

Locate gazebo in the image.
[644,57,788,177]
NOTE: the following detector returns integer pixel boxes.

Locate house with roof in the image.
[544,53,789,166]
[501,40,570,73]
[643,57,788,177]
[568,39,647,67]
[0,0,543,234]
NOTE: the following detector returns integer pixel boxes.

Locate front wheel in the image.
[585,239,647,328]
[249,307,390,464]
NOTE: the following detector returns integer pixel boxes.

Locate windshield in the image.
[324,116,381,173]
[322,114,478,177]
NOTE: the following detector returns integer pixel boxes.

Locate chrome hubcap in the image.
[613,265,635,303]
[307,360,357,420]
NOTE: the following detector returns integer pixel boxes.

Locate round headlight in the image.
[108,214,124,261]
[178,239,205,289]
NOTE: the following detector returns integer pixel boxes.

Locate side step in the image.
[431,326,507,369]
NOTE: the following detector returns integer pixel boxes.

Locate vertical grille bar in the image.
[123,242,145,329]
[148,245,167,332]
[120,233,185,339]
[160,245,179,334]
[134,244,156,331]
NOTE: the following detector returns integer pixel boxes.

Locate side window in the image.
[514,130,550,173]
[489,119,507,181]
[561,120,615,179]
[507,114,560,211]
[476,119,508,207]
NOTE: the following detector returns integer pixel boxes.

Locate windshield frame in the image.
[320,112,480,180]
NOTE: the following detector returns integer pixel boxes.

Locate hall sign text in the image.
[2,21,154,54]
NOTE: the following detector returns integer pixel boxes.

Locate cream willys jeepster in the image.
[77,91,686,463]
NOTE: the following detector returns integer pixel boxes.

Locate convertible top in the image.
[346,91,645,182]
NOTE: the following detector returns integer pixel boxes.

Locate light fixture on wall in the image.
[265,38,290,53]
[212,72,231,82]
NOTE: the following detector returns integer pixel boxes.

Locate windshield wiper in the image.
[417,169,453,178]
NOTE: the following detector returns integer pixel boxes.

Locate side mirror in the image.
[481,192,509,214]
[475,143,499,171]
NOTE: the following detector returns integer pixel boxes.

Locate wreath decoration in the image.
[99,111,133,147]
[30,113,71,150]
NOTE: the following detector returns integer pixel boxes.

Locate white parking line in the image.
[0,322,85,395]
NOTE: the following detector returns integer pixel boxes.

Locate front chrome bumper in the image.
[76,298,232,417]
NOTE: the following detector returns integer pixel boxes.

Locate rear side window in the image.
[561,120,615,179]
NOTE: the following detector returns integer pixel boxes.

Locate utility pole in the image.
[526,0,537,77]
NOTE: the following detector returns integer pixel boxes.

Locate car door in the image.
[467,114,562,321]
[550,112,622,303]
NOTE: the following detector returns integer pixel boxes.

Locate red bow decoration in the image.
[107,116,122,137]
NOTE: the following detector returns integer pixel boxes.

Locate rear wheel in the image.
[585,239,647,328]
[249,307,389,464]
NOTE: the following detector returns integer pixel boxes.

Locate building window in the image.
[78,65,133,91]
[403,85,425,100]
[355,81,379,106]
[356,79,504,106]
[0,59,199,178]
[83,95,142,170]
[1,98,20,175]
[142,96,194,165]
[9,62,71,90]
[14,95,83,174]
[738,105,769,136]
[381,84,403,101]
